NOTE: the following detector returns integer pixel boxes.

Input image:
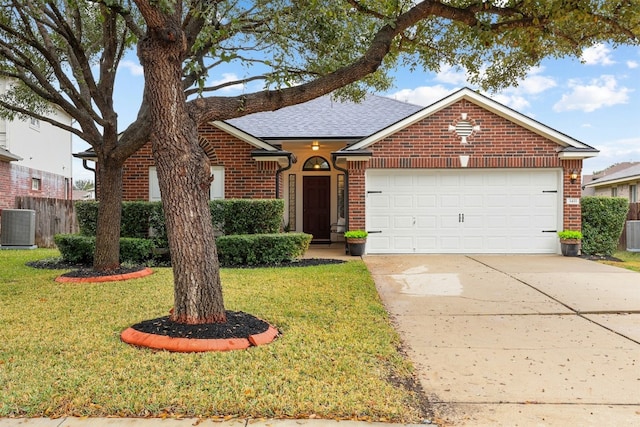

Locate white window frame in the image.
[149,166,224,201]
[31,177,41,191]
[630,184,638,203]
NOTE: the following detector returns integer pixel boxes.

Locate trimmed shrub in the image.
[119,237,154,263]
[147,202,168,247]
[75,201,99,236]
[75,200,155,239]
[217,199,284,235]
[217,233,312,266]
[581,197,629,256]
[121,202,155,238]
[54,234,155,265]
[54,234,95,264]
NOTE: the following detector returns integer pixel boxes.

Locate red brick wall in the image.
[347,99,583,231]
[561,159,583,231]
[121,124,279,201]
[0,161,12,210]
[0,162,70,211]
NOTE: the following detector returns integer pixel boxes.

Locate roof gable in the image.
[346,87,598,158]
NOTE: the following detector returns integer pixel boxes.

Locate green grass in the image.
[599,250,640,273]
[0,249,425,422]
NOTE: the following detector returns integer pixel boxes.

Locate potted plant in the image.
[557,230,583,257]
[344,230,368,256]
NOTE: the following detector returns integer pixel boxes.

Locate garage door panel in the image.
[417,195,437,208]
[368,215,390,229]
[417,174,437,187]
[440,194,461,208]
[392,174,414,189]
[463,194,484,208]
[366,169,560,254]
[416,215,437,229]
[368,194,390,208]
[394,216,414,229]
[393,195,414,208]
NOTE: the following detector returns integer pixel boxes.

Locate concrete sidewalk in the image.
[365,254,640,426]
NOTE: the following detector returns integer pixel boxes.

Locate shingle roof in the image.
[586,163,640,187]
[226,94,423,139]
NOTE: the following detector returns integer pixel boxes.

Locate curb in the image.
[120,325,280,352]
[55,267,154,283]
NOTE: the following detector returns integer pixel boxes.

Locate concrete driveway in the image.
[364,255,640,426]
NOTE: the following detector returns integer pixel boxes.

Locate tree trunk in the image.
[93,157,123,271]
[138,25,226,324]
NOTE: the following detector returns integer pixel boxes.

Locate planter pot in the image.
[347,238,366,256]
[560,239,581,257]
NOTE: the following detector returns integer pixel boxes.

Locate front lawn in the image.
[598,250,640,273]
[0,249,426,422]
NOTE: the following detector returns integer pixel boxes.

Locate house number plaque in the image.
[566,198,580,205]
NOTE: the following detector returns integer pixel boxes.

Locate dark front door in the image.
[303,176,331,241]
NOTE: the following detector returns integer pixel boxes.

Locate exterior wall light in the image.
[570,170,578,184]
[311,141,320,151]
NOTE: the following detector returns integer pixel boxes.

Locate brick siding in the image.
[0,162,69,211]
[122,123,280,201]
[346,100,583,231]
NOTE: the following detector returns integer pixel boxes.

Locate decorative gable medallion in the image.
[448,113,480,144]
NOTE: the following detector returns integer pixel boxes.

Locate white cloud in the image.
[491,94,531,111]
[583,136,640,173]
[120,60,143,76]
[389,85,456,106]
[553,75,631,112]
[209,73,245,92]
[512,66,557,95]
[581,43,615,66]
[489,67,556,111]
[434,64,470,86]
[627,60,639,69]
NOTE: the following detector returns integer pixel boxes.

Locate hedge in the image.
[75,201,155,238]
[581,197,629,257]
[75,199,284,241]
[217,233,312,267]
[54,234,155,265]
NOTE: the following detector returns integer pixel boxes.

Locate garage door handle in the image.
[542,230,558,233]
[459,213,465,223]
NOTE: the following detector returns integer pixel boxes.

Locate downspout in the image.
[82,159,96,175]
[275,153,294,199]
[332,153,349,231]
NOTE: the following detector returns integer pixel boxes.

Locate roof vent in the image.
[448,113,481,144]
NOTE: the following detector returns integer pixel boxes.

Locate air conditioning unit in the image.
[627,221,640,253]
[1,209,37,248]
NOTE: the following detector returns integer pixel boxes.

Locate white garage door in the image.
[366,169,561,254]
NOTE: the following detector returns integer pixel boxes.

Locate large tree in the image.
[1,0,638,324]
[0,0,148,271]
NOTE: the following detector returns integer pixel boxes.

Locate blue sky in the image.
[74,43,640,181]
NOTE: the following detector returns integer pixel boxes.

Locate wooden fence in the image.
[619,202,640,250]
[15,196,78,248]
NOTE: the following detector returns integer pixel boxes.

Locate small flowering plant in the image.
[557,230,583,241]
[344,230,368,240]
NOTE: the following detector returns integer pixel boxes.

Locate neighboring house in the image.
[0,80,74,212]
[109,87,597,254]
[584,163,640,202]
[72,189,95,200]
